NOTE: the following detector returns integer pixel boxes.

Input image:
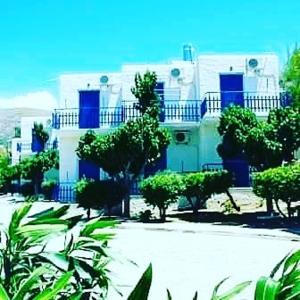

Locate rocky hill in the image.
[0,108,51,145]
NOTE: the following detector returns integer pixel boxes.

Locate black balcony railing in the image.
[201,92,291,116]
[52,93,291,129]
[52,101,202,129]
[16,141,59,153]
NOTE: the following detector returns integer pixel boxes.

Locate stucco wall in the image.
[121,61,197,103]
[167,126,200,172]
[59,136,79,182]
[21,116,52,141]
[197,54,280,98]
[199,121,222,166]
[59,72,122,109]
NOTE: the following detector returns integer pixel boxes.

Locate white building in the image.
[11,116,58,165]
[53,47,287,200]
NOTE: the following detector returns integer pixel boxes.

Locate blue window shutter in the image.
[79,90,100,128]
[79,160,99,180]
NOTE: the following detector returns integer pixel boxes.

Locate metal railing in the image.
[52,92,292,128]
[52,100,202,129]
[16,141,59,153]
[201,91,291,116]
[53,182,76,203]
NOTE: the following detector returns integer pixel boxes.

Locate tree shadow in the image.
[168,210,300,234]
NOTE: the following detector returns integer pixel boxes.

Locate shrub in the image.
[181,170,239,214]
[41,179,57,200]
[138,209,153,223]
[139,172,184,221]
[75,179,127,218]
[181,172,206,214]
[0,203,116,299]
[20,182,35,197]
[253,163,300,218]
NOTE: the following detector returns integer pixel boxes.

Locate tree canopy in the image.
[217,105,300,171]
[282,47,300,108]
[131,71,160,114]
[77,112,170,180]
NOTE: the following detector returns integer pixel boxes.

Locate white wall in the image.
[121,61,197,103]
[21,116,52,141]
[197,54,280,98]
[199,121,222,166]
[59,72,122,109]
[59,136,79,182]
[167,126,200,172]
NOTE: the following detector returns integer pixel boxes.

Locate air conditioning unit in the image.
[174,130,191,144]
[170,68,181,78]
[100,75,109,84]
[248,58,259,70]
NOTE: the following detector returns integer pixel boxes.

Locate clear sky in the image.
[0,0,299,108]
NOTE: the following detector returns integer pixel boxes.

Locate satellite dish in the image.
[248,58,259,69]
[100,75,109,84]
[171,68,181,78]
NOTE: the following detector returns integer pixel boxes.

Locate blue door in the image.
[155,82,165,122]
[220,74,244,109]
[79,91,100,128]
[144,148,167,177]
[31,129,44,153]
[79,160,99,180]
[223,158,250,187]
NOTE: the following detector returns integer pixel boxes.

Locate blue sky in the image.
[0,0,299,108]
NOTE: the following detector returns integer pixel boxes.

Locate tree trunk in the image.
[160,208,166,222]
[87,208,91,220]
[266,198,274,215]
[123,172,131,218]
[275,200,287,218]
[187,196,198,215]
[287,201,292,219]
[225,189,240,212]
[34,180,39,198]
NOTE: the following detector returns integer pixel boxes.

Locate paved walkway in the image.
[108,222,299,300]
[1,196,300,300]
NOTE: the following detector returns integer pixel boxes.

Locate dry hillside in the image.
[0,108,51,145]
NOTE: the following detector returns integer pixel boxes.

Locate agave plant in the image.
[0,203,117,299]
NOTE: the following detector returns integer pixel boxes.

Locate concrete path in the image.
[0,196,299,300]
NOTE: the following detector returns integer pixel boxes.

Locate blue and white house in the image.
[52,46,288,200]
[11,116,58,165]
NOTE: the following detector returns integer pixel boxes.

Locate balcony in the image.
[16,141,59,154]
[52,100,202,129]
[201,92,291,117]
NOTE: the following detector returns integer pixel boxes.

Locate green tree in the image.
[32,122,49,144]
[282,47,300,108]
[217,105,300,171]
[131,71,160,114]
[140,172,184,221]
[77,113,170,217]
[75,179,127,218]
[182,170,239,215]
[20,149,59,196]
[77,71,171,217]
[253,163,300,218]
[0,151,10,190]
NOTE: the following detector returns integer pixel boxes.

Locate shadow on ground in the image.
[168,211,300,234]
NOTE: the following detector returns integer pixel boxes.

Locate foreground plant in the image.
[0,203,117,299]
[131,248,300,299]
